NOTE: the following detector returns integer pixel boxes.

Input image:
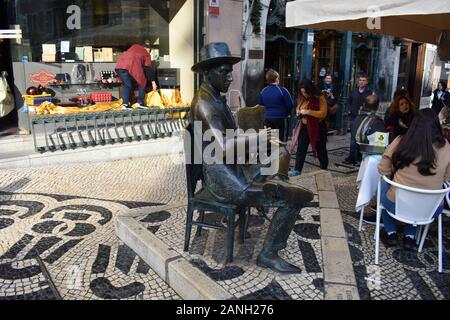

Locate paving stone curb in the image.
[0,136,183,169]
[116,204,233,300]
[317,171,360,300]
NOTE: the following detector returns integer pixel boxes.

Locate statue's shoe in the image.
[262,180,314,205]
[256,253,302,274]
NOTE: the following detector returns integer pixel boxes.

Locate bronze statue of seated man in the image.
[188,42,314,273]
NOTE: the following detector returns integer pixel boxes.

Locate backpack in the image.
[355,114,379,144]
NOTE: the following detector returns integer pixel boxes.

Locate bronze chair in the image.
[236,104,266,132]
[183,122,247,263]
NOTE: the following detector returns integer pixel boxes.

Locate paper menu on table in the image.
[60,41,70,53]
[75,47,84,60]
[84,46,93,62]
[374,132,389,147]
[102,48,113,62]
[42,44,56,54]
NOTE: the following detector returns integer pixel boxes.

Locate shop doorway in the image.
[312,31,341,86]
[0,1,18,133]
[350,35,378,90]
[396,41,425,107]
[265,37,298,94]
[264,0,304,98]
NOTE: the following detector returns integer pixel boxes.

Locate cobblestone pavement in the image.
[132,174,324,300]
[0,156,184,300]
[335,178,450,300]
[328,134,450,300]
[1,132,448,300]
[296,133,450,300]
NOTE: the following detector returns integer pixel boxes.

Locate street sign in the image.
[209,0,219,15]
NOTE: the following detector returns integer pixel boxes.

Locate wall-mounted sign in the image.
[319,67,327,77]
[209,0,219,15]
[307,32,314,45]
[30,70,56,87]
[248,50,264,60]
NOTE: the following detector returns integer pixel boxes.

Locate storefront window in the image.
[8,0,193,62]
[7,0,196,103]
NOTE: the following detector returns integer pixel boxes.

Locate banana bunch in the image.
[35,101,58,114]
[160,90,172,107]
[145,91,164,108]
[144,89,190,116]
[35,99,124,114]
[86,99,123,112]
[169,88,190,107]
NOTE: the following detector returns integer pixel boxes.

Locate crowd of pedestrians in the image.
[257,70,450,250]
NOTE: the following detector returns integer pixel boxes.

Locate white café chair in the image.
[374,176,450,272]
[442,181,450,218]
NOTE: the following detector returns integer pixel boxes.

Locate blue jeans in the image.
[116,69,146,105]
[380,179,443,237]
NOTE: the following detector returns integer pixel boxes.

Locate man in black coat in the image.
[431,80,450,116]
[343,74,372,165]
[352,95,387,145]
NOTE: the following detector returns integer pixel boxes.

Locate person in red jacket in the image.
[115,41,157,109]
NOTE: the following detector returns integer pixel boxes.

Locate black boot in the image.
[256,250,302,274]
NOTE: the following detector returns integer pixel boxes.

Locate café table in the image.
[355,144,384,231]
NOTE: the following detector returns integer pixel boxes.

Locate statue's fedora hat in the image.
[191,42,241,73]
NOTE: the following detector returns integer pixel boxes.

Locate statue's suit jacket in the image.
[189,83,253,202]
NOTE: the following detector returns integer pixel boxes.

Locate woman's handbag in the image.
[0,74,14,118]
[287,119,302,154]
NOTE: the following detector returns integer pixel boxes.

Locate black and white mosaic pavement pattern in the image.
[0,156,185,300]
[0,258,59,300]
[335,179,450,300]
[134,175,324,300]
[288,135,358,176]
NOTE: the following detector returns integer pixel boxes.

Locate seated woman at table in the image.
[385,95,416,143]
[378,108,450,250]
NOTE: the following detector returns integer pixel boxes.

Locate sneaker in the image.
[288,170,300,177]
[381,231,399,247]
[136,104,147,109]
[403,236,416,251]
[122,104,129,110]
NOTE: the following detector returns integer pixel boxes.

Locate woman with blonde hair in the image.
[259,69,294,142]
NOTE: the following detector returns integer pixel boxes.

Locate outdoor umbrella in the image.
[285,0,450,60]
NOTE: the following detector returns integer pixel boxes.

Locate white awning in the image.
[286,0,450,45]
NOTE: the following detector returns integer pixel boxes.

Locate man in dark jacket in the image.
[343,74,372,165]
[322,74,339,130]
[352,95,387,145]
[431,80,450,116]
